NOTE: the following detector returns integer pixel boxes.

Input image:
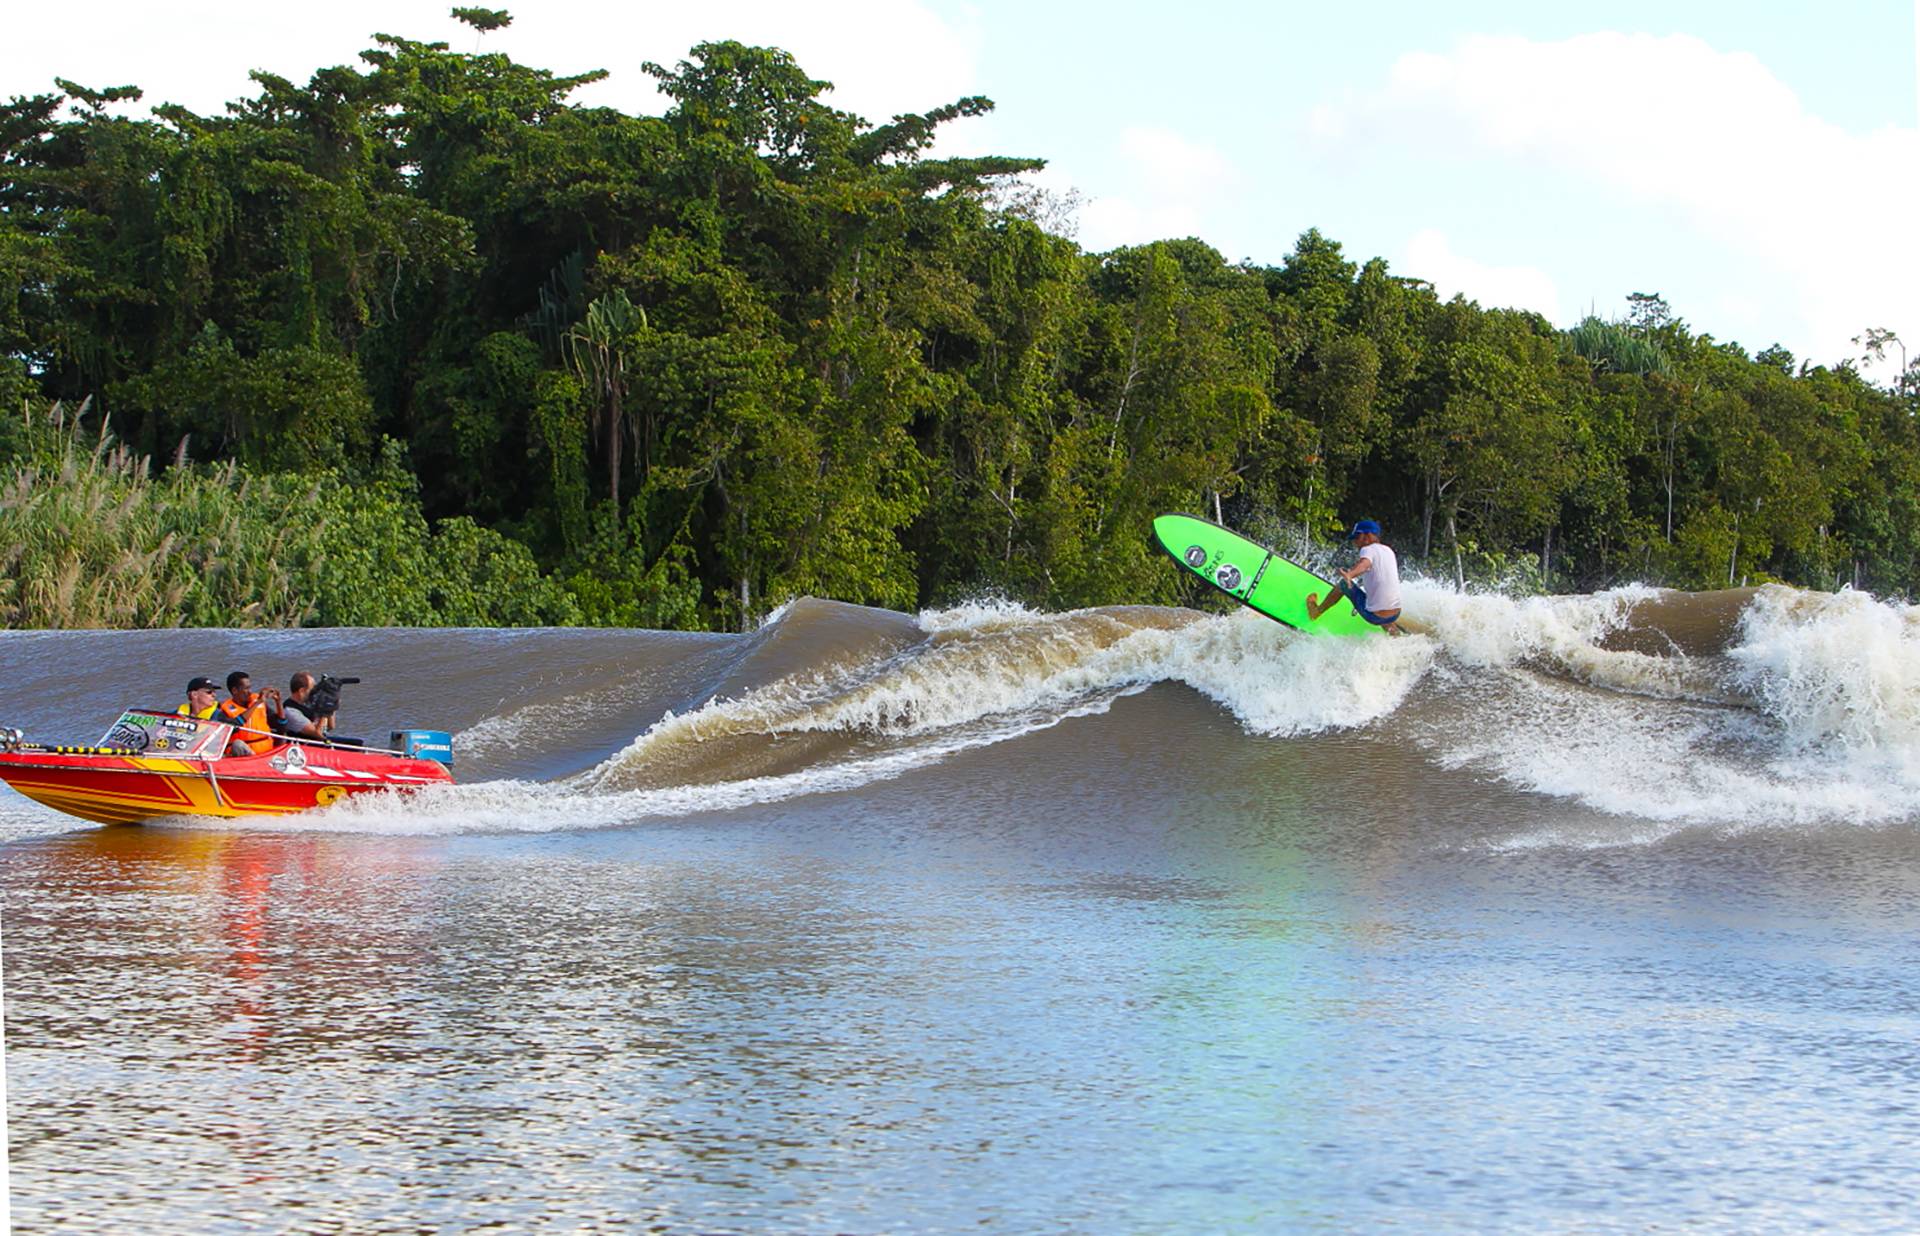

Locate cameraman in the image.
[270,672,327,741]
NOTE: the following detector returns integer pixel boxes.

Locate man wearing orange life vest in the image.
[216,671,277,756]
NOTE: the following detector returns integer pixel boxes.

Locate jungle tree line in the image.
[4,13,1918,629]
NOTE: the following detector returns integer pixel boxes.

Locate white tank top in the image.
[1357,543,1401,612]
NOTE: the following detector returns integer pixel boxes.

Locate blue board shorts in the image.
[1337,579,1400,627]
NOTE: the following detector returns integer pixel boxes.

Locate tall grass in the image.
[0,401,308,627]
[0,400,578,628]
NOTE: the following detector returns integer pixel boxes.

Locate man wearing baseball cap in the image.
[178,677,220,719]
[1306,519,1403,633]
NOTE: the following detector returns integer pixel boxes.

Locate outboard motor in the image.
[392,729,454,768]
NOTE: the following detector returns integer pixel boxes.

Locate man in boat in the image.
[1306,519,1404,634]
[269,672,326,742]
[217,671,277,756]
[179,676,220,720]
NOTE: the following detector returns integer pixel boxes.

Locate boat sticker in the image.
[153,737,171,751]
[1215,563,1243,591]
[103,721,153,751]
[160,717,198,732]
[269,745,310,774]
[314,786,346,807]
[1184,545,1209,568]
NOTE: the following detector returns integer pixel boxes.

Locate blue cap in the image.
[1347,519,1381,541]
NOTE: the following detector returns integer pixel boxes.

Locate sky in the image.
[4,1,1916,379]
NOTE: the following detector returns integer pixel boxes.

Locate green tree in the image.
[1405,304,1572,584]
[112,326,375,471]
[564,290,647,510]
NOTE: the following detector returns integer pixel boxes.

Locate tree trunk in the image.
[738,506,752,632]
[1447,505,1463,591]
[1664,441,1675,543]
[1300,476,1314,559]
[607,378,623,512]
[1422,474,1435,560]
[1003,471,1018,564]
[1108,329,1144,459]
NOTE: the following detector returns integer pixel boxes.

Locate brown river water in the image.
[6,584,1920,1231]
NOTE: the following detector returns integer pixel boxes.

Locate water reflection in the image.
[9,708,1920,1230]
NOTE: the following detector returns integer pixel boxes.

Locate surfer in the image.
[1306,520,1403,634]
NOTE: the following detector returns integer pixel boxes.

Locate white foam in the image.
[1414,582,1920,836]
[158,584,1920,839]
[177,688,1139,836]
[1429,674,1899,831]
[1406,581,1731,701]
[1156,610,1434,736]
[914,595,1047,634]
[601,605,1435,764]
[1728,585,1920,760]
[457,699,580,760]
[255,604,1442,833]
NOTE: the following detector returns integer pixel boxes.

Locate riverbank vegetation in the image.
[5,14,1917,628]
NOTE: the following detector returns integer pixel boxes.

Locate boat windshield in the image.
[98,710,234,758]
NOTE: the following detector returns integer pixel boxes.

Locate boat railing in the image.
[101,709,420,764]
[204,727,415,762]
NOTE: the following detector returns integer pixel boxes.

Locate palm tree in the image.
[563,290,646,510]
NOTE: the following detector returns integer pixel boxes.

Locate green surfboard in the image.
[1152,513,1378,635]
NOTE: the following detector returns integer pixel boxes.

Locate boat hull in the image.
[0,747,452,825]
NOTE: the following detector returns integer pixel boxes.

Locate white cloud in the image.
[1118,125,1238,192]
[1079,197,1205,251]
[1403,229,1560,319]
[1316,31,1920,367]
[1075,125,1240,251]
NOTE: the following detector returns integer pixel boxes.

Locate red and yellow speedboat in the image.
[0,709,454,825]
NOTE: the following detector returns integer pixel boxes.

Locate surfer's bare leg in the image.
[1306,578,1345,621]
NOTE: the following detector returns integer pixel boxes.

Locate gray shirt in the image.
[277,698,322,738]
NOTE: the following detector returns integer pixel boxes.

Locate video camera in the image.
[306,675,361,720]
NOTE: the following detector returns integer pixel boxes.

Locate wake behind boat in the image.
[0,709,454,825]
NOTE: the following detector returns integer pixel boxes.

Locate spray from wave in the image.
[205,598,1434,834]
[1413,582,1920,838]
[143,581,1920,839]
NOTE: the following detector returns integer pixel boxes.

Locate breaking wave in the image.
[8,581,1918,838]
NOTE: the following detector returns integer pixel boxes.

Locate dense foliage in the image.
[0,403,577,627]
[4,19,1917,628]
